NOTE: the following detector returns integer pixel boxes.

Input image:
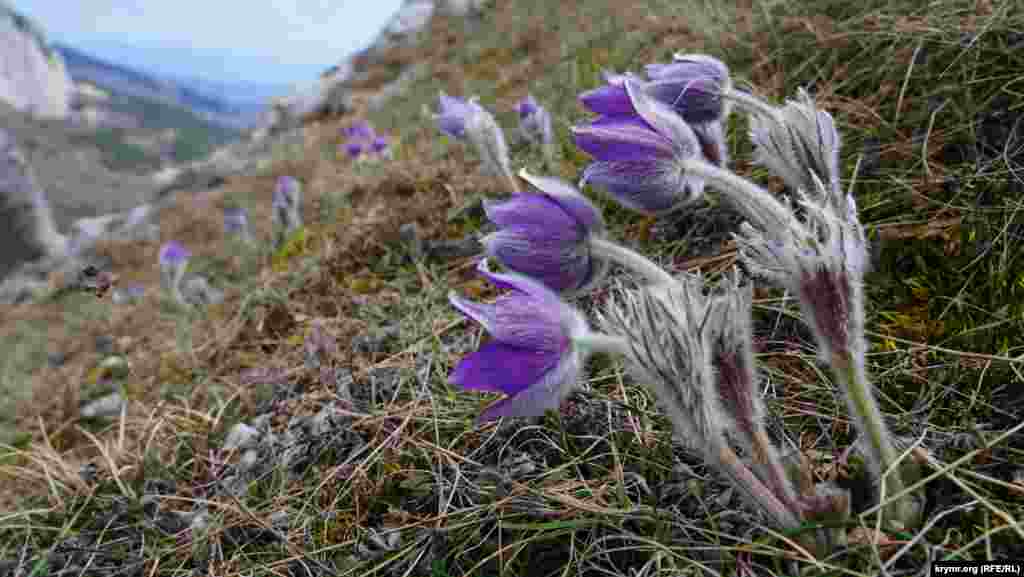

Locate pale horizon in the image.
[10,0,403,87]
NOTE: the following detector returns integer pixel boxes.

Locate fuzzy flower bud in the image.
[516,94,555,162]
[272,176,303,248]
[749,88,843,202]
[449,259,592,423]
[481,169,607,295]
[158,240,190,301]
[435,93,515,187]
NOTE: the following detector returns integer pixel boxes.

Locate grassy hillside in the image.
[1,0,1022,575]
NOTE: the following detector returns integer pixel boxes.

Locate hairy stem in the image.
[591,238,677,286]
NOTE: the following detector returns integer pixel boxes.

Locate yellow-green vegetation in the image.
[1,0,1022,575]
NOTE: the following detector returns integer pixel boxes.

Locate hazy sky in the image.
[11,0,403,86]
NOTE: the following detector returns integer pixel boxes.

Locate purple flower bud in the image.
[274,176,300,206]
[644,53,732,123]
[344,141,364,158]
[434,92,479,139]
[573,79,706,214]
[159,241,190,299]
[371,135,389,153]
[223,207,250,236]
[345,120,375,140]
[517,94,554,153]
[481,170,606,295]
[158,240,190,267]
[516,94,539,119]
[449,259,590,422]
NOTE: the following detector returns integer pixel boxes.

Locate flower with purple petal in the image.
[434,92,480,139]
[371,135,389,153]
[158,240,190,300]
[481,169,607,295]
[578,70,642,117]
[223,207,251,240]
[273,176,303,247]
[344,141,364,158]
[573,79,707,214]
[344,120,375,140]
[449,259,591,422]
[516,94,554,161]
[644,53,733,124]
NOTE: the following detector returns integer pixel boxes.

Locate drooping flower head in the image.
[434,92,480,139]
[644,53,733,124]
[578,63,730,169]
[272,176,303,247]
[158,240,190,299]
[516,94,555,164]
[159,240,190,269]
[344,119,375,140]
[573,78,710,214]
[596,273,724,450]
[434,92,515,185]
[481,169,607,295]
[223,206,251,239]
[344,141,364,158]
[449,259,590,422]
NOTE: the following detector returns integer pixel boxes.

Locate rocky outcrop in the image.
[0,3,72,118]
[0,128,67,282]
[253,0,490,138]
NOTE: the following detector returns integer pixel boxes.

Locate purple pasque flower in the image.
[516,94,540,119]
[644,53,733,124]
[434,92,481,139]
[371,135,389,153]
[449,259,590,422]
[344,119,375,140]
[573,78,708,214]
[481,169,607,295]
[516,94,554,146]
[158,240,190,298]
[274,176,300,205]
[344,140,364,158]
[578,69,643,117]
[159,240,190,268]
[223,206,250,236]
[272,176,303,246]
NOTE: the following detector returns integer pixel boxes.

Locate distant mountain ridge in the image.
[53,42,259,129]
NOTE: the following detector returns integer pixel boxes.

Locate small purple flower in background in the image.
[158,241,190,301]
[516,94,555,163]
[344,119,375,140]
[449,259,591,422]
[223,207,252,242]
[434,92,479,139]
[344,141,364,159]
[573,79,708,214]
[578,70,642,117]
[272,176,303,247]
[371,135,390,155]
[481,169,606,295]
[434,92,516,189]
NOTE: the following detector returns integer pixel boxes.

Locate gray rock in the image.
[0,5,71,118]
[80,392,125,418]
[181,274,224,307]
[238,449,260,475]
[95,335,115,355]
[223,423,261,452]
[0,128,68,281]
